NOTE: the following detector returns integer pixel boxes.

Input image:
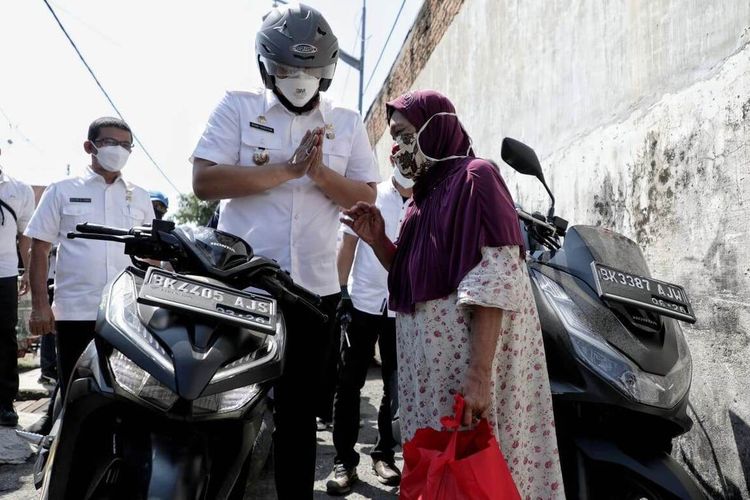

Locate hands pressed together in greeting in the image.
[285,127,327,182]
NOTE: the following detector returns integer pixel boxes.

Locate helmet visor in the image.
[260,56,336,80]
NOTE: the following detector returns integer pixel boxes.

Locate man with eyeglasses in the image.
[25,117,154,398]
[191,4,378,499]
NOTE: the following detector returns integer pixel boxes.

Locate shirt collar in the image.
[83,166,127,186]
[264,88,327,122]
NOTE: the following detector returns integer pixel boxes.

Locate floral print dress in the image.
[396,246,565,499]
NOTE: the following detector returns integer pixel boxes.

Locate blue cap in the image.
[149,190,169,208]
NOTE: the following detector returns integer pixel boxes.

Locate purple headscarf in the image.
[386,90,524,313]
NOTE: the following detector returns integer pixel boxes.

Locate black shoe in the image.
[325,463,358,495]
[25,414,52,435]
[372,459,401,486]
[38,375,57,392]
[0,406,18,427]
[316,417,332,432]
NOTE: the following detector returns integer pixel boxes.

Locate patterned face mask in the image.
[392,112,473,181]
[393,132,433,180]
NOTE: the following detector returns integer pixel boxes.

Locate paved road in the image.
[0,365,401,499]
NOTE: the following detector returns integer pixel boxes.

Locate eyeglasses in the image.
[94,138,134,151]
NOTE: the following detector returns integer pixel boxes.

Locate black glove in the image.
[336,285,353,325]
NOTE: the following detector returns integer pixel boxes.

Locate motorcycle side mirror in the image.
[501,137,545,179]
[501,138,556,218]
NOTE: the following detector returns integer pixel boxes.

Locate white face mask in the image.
[275,74,320,107]
[93,144,130,172]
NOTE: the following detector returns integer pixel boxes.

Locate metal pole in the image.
[358,0,366,116]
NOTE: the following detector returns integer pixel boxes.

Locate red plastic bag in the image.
[400,394,521,500]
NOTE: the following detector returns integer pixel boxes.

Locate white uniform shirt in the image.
[343,179,410,317]
[0,171,35,278]
[192,89,380,296]
[24,168,155,321]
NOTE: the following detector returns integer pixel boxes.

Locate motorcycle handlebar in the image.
[256,273,327,323]
[70,221,328,321]
[516,208,557,234]
[74,223,131,236]
[67,232,131,243]
[275,269,322,307]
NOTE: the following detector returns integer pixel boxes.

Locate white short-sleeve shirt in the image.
[24,169,155,321]
[192,89,380,296]
[343,179,410,317]
[0,171,35,278]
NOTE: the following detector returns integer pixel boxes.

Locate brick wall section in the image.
[363,0,466,145]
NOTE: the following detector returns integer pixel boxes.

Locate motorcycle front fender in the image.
[147,433,209,500]
[574,436,706,499]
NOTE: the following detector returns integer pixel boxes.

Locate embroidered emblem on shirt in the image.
[325,123,336,140]
[257,115,267,124]
[250,121,275,134]
[253,148,270,166]
[69,197,92,203]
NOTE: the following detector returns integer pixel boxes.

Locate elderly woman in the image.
[342,90,564,498]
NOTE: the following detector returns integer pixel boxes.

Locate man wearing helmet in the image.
[191,4,378,499]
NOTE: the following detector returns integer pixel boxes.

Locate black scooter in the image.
[501,138,705,499]
[22,219,325,499]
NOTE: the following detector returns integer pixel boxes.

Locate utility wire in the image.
[41,0,180,192]
[342,12,363,95]
[364,0,406,92]
[0,104,45,153]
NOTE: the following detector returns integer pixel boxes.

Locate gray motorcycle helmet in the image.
[256,4,339,92]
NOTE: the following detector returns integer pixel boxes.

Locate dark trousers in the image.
[0,276,19,407]
[273,293,339,500]
[40,334,57,379]
[317,300,342,423]
[54,320,96,399]
[40,280,57,379]
[332,308,399,468]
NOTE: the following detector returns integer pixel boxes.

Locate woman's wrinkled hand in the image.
[341,202,386,247]
[460,367,492,427]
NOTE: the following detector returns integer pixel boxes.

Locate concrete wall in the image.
[368,1,750,497]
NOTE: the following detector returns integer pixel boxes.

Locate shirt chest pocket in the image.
[323,141,349,176]
[240,127,284,167]
[61,204,95,232]
[121,206,146,228]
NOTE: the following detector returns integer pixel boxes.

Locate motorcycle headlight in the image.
[109,349,178,410]
[107,273,174,374]
[211,329,281,384]
[535,272,692,409]
[192,385,262,415]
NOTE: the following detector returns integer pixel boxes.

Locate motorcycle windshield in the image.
[572,225,650,276]
[176,226,254,271]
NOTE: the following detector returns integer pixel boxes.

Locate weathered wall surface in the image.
[542,47,750,499]
[366,0,750,497]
